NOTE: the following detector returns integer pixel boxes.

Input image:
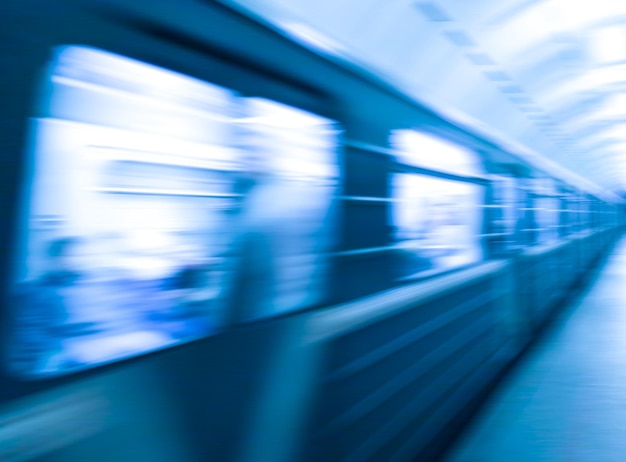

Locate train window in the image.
[535,197,560,242]
[553,185,567,238]
[563,192,578,235]
[513,177,533,245]
[390,173,484,281]
[390,130,484,177]
[9,46,339,379]
[579,196,586,231]
[229,97,340,322]
[525,177,558,244]
[573,195,587,232]
[9,46,240,378]
[568,193,579,233]
[487,175,522,254]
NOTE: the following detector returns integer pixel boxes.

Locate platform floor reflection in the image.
[446,235,626,462]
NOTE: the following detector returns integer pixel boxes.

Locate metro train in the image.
[0,0,623,461]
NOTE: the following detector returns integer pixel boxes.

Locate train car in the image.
[0,0,622,461]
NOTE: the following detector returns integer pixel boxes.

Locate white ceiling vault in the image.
[218,0,626,199]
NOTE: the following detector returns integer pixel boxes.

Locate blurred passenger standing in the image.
[226,129,281,323]
[11,237,83,374]
[11,236,138,374]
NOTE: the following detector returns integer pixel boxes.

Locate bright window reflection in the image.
[533,178,560,243]
[390,174,484,281]
[489,175,523,253]
[230,98,339,321]
[492,176,520,235]
[10,46,339,379]
[391,130,483,177]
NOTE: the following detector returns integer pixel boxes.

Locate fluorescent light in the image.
[583,63,626,87]
[548,0,626,31]
[280,21,346,56]
[590,26,626,64]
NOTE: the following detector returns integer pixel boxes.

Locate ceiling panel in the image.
[220,0,626,198]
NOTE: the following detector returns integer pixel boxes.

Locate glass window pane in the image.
[10,46,340,379]
[11,46,240,379]
[390,130,483,177]
[390,173,484,281]
[530,178,559,243]
[489,175,523,252]
[229,97,340,322]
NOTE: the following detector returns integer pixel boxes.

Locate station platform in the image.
[445,235,626,462]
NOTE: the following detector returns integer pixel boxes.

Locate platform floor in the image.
[445,237,626,462]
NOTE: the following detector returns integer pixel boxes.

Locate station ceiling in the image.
[220,0,626,198]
